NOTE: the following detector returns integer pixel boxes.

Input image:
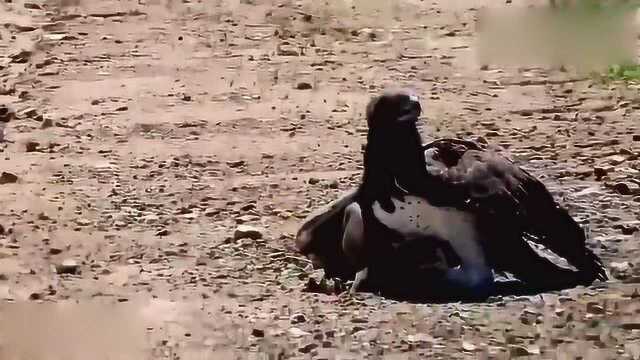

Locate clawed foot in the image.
[349,268,369,295]
[347,261,495,301]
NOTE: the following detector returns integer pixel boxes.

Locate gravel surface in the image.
[1,0,640,359]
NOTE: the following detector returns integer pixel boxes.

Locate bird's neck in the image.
[393,126,428,185]
[358,126,429,202]
[357,134,392,205]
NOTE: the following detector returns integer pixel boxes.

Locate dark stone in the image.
[296,82,313,90]
[0,172,18,184]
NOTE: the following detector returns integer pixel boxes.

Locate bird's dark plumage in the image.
[419,138,608,285]
[296,90,607,299]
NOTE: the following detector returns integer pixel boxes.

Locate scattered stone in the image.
[277,44,300,56]
[620,223,639,235]
[407,333,434,344]
[462,342,476,352]
[509,345,534,357]
[233,225,263,240]
[298,343,318,354]
[55,259,80,275]
[621,322,640,330]
[89,11,127,18]
[288,327,310,338]
[20,108,39,119]
[9,50,32,63]
[610,182,640,196]
[155,229,170,236]
[584,331,602,341]
[291,313,307,324]
[296,82,313,90]
[633,134,640,141]
[240,203,256,212]
[303,270,346,295]
[251,328,265,338]
[25,141,40,152]
[607,155,627,166]
[75,218,92,226]
[38,212,51,221]
[141,214,159,224]
[23,2,43,9]
[235,214,259,224]
[593,166,608,179]
[0,104,15,122]
[163,249,179,257]
[0,105,12,142]
[40,117,53,129]
[586,302,605,315]
[308,177,320,185]
[0,172,18,184]
[227,160,246,168]
[204,208,220,217]
[610,262,631,279]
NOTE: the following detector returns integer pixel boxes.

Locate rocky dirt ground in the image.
[1,0,640,359]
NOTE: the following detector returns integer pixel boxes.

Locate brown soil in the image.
[1,0,640,359]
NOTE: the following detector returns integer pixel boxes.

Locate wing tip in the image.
[579,248,609,284]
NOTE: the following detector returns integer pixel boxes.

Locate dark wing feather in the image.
[516,168,608,282]
[295,189,359,279]
[420,139,607,284]
[422,139,525,214]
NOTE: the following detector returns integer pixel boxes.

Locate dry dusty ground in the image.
[1,0,640,359]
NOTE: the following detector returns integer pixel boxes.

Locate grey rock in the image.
[291,313,307,324]
[55,259,80,275]
[233,225,263,240]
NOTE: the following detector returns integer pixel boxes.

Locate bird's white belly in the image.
[372,195,485,266]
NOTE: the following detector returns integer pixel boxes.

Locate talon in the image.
[350,268,369,294]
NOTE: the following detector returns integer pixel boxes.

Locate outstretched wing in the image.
[422,138,528,216]
[421,139,607,283]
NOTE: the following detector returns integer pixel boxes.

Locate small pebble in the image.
[296,82,313,90]
[25,141,39,152]
[55,259,80,275]
[291,313,307,324]
[0,172,18,184]
[233,225,263,240]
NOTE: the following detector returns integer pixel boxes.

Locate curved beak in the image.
[398,95,422,123]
